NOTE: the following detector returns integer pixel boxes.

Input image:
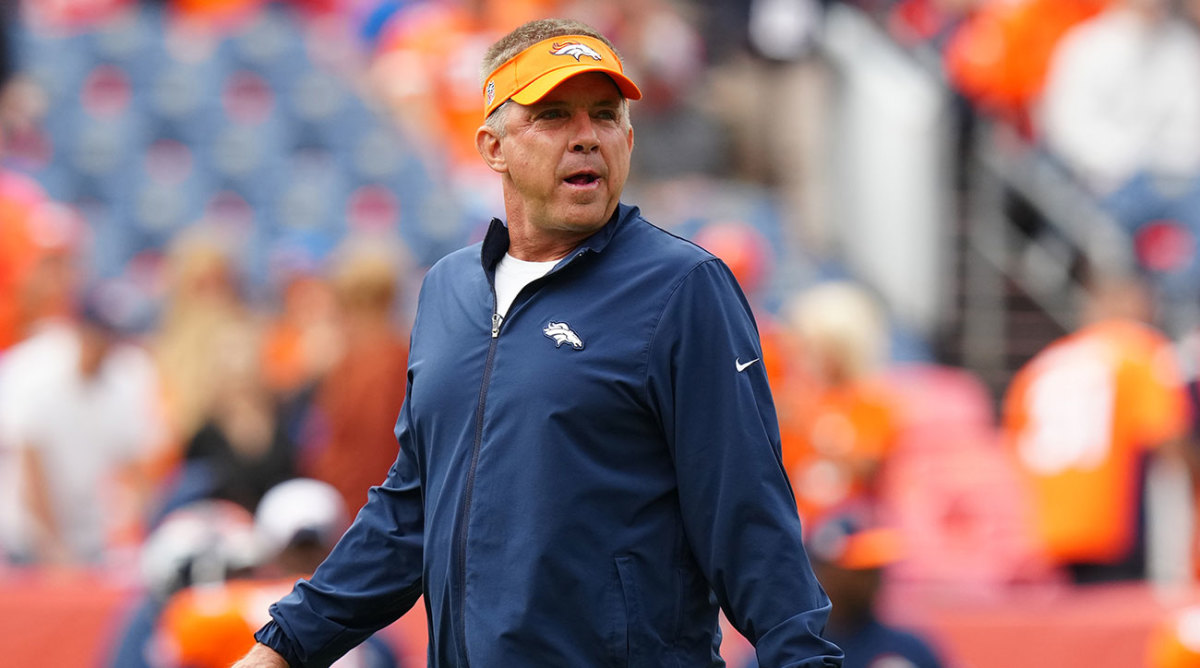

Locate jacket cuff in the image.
[254,620,304,667]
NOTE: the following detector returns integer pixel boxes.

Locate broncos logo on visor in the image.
[544,322,584,350]
[550,42,603,62]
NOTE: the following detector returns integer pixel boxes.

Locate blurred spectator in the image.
[0,176,79,350]
[298,235,410,511]
[177,315,300,513]
[776,280,899,527]
[943,0,1107,133]
[151,226,257,448]
[702,0,830,249]
[148,224,304,515]
[151,478,401,667]
[0,282,168,568]
[107,498,261,668]
[1038,0,1200,196]
[743,511,948,668]
[251,478,345,577]
[804,513,947,668]
[259,261,341,403]
[1037,0,1200,312]
[1001,272,1191,583]
[0,0,70,349]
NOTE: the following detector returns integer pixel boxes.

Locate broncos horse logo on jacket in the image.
[550,42,603,62]
[544,322,584,350]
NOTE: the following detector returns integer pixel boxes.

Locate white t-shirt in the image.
[0,323,166,564]
[494,253,559,317]
[1038,8,1200,192]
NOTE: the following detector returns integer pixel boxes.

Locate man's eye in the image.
[595,110,618,121]
[537,109,566,120]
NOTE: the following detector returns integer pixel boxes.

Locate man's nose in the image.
[569,113,600,153]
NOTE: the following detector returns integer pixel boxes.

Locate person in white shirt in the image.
[1037,0,1200,318]
[1038,0,1200,195]
[0,285,166,568]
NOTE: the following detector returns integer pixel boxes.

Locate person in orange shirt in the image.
[1002,273,1190,583]
[776,280,899,528]
[299,236,411,511]
[259,263,340,403]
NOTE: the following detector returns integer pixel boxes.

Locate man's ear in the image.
[476,125,506,173]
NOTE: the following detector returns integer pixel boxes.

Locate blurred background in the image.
[5,0,1200,666]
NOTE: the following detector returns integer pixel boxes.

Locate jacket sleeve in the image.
[646,259,843,668]
[254,384,425,668]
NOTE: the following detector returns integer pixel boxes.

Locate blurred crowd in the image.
[889,0,1200,319]
[6,0,1200,667]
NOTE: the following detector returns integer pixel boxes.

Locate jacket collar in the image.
[480,203,638,273]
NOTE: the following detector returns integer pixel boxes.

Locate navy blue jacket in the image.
[256,204,841,667]
[744,617,945,668]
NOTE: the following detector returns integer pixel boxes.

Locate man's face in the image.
[492,72,634,246]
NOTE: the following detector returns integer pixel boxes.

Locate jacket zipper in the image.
[454,308,504,666]
[453,251,584,664]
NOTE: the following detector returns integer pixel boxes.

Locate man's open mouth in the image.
[565,172,600,185]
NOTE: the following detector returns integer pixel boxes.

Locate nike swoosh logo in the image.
[735,357,760,373]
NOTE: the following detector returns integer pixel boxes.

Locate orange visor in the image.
[483,35,642,118]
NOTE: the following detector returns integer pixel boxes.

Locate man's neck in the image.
[505,240,576,262]
[504,220,590,262]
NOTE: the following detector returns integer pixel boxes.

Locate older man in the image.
[234,18,840,668]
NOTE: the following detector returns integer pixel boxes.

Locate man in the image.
[235,18,841,667]
[1036,0,1200,313]
[0,282,166,567]
[777,280,897,528]
[1002,273,1190,583]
